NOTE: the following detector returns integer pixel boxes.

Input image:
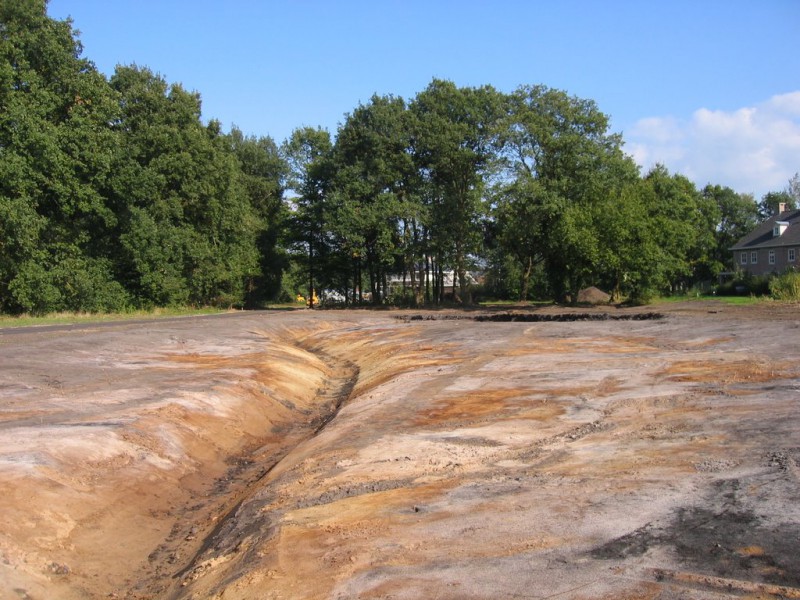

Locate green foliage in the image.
[107,65,264,308]
[329,94,416,303]
[640,166,703,290]
[387,286,417,307]
[769,271,800,302]
[227,127,288,304]
[702,184,758,273]
[716,274,771,297]
[0,1,124,313]
[282,126,334,306]
[493,84,642,304]
[758,190,796,221]
[0,5,285,315]
[593,181,664,303]
[411,80,504,304]
[9,254,128,315]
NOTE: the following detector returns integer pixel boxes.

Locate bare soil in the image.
[1,302,798,599]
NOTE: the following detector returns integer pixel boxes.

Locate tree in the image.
[227,126,288,304]
[108,65,260,307]
[492,178,554,301]
[6,3,774,315]
[788,172,800,205]
[330,94,419,304]
[592,181,664,302]
[758,189,796,220]
[494,84,639,303]
[411,79,503,303]
[702,184,759,273]
[758,172,799,220]
[0,0,126,313]
[639,165,716,293]
[282,127,333,308]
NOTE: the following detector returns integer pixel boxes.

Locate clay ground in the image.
[0,302,798,600]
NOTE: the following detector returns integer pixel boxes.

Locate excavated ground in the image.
[0,302,799,599]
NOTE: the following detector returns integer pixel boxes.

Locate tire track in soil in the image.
[124,336,360,600]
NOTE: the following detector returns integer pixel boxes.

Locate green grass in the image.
[651,295,763,306]
[478,299,553,308]
[711,296,765,305]
[0,306,229,329]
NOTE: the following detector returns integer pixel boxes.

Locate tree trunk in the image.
[612,271,622,303]
[356,258,363,304]
[308,241,315,310]
[424,253,431,306]
[519,255,533,302]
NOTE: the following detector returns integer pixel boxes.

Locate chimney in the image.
[778,202,787,214]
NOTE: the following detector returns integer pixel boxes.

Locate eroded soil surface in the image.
[1,302,798,599]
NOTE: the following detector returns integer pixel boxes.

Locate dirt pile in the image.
[577,286,611,304]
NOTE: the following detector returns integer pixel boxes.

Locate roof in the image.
[731,209,800,250]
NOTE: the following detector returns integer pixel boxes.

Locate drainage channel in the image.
[129,339,360,600]
[398,311,665,322]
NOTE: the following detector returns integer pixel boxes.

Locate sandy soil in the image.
[1,302,798,599]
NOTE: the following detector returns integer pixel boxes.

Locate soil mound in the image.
[578,286,611,304]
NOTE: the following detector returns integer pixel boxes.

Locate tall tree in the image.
[492,177,554,301]
[331,94,418,304]
[282,127,333,308]
[758,189,797,220]
[411,79,503,303]
[592,181,664,302]
[640,165,713,292]
[494,84,638,303]
[788,172,800,205]
[227,126,288,304]
[0,0,126,313]
[108,65,260,307]
[758,172,799,220]
[702,184,759,273]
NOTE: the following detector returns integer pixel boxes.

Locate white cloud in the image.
[765,91,800,116]
[626,91,800,198]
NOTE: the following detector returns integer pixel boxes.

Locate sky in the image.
[48,0,800,200]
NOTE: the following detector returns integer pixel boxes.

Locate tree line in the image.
[1,3,797,314]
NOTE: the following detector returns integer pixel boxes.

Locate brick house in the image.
[731,204,800,276]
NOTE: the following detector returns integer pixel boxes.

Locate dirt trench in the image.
[0,315,362,599]
[132,338,361,600]
[1,303,800,600]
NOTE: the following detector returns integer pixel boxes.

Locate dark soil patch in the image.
[592,478,800,587]
[399,312,664,323]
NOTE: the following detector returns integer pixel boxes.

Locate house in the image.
[386,270,480,298]
[731,203,800,276]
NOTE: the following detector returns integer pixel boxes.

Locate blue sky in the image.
[48,0,800,199]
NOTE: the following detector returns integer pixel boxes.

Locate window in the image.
[741,252,748,265]
[769,249,775,265]
[751,251,758,264]
[790,248,796,263]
